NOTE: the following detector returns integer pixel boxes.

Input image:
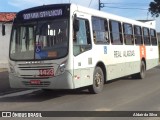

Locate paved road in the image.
[0,71,10,94]
[0,71,25,95]
[0,66,160,120]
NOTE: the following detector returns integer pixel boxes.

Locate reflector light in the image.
[74,75,80,80]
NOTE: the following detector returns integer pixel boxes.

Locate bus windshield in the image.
[10,19,69,60]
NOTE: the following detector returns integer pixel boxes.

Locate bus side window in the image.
[92,16,109,44]
[109,20,123,45]
[123,23,134,45]
[143,27,151,45]
[150,29,157,45]
[134,25,143,45]
[73,18,91,56]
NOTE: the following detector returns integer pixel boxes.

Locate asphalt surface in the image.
[0,71,26,95]
[0,66,160,120]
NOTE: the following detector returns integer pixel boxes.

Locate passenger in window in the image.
[57,29,62,43]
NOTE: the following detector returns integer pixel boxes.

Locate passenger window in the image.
[109,20,123,45]
[73,18,91,56]
[92,17,109,44]
[123,23,134,45]
[134,26,143,45]
[150,29,157,45]
[143,27,150,45]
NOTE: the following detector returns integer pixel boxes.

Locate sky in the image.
[0,0,160,31]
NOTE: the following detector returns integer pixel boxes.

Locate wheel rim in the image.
[94,72,103,87]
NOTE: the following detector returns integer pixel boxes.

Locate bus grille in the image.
[17,62,54,78]
[22,81,51,87]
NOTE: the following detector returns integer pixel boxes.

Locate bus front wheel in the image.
[88,67,104,94]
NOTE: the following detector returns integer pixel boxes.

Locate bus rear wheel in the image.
[88,67,104,94]
[132,61,146,79]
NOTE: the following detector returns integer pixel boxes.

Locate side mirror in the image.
[73,19,79,32]
[2,24,5,36]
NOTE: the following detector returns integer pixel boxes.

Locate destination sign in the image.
[23,9,63,20]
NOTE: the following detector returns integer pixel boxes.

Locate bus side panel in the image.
[73,50,94,88]
[93,45,141,80]
[145,46,159,70]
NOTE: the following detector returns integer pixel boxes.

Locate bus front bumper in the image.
[9,71,74,89]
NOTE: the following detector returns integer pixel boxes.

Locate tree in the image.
[149,0,160,17]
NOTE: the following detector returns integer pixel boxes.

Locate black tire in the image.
[132,61,146,79]
[88,67,104,94]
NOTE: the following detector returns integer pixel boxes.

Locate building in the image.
[138,20,156,28]
[0,12,16,68]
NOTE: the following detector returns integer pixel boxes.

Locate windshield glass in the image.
[10,19,69,60]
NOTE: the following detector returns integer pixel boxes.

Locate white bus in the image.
[8,4,159,94]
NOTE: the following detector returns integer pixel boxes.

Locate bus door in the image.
[73,14,93,88]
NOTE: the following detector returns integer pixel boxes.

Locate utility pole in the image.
[99,0,101,10]
[99,0,104,10]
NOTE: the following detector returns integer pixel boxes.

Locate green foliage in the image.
[149,0,160,17]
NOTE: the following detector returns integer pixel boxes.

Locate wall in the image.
[0,23,12,68]
[157,33,160,42]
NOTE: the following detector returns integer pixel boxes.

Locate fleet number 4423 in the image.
[39,69,54,76]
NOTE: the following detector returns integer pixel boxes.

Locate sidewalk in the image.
[0,68,7,72]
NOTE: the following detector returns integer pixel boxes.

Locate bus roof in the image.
[15,3,155,29]
[71,4,155,29]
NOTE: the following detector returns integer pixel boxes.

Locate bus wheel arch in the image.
[141,58,146,70]
[140,58,146,79]
[132,58,146,79]
[88,62,106,94]
[96,62,106,83]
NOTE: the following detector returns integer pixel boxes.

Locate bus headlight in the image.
[56,63,66,75]
[59,63,66,73]
[9,63,16,74]
[10,66,15,73]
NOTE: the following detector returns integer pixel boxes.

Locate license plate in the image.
[30,80,41,85]
[39,68,54,76]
